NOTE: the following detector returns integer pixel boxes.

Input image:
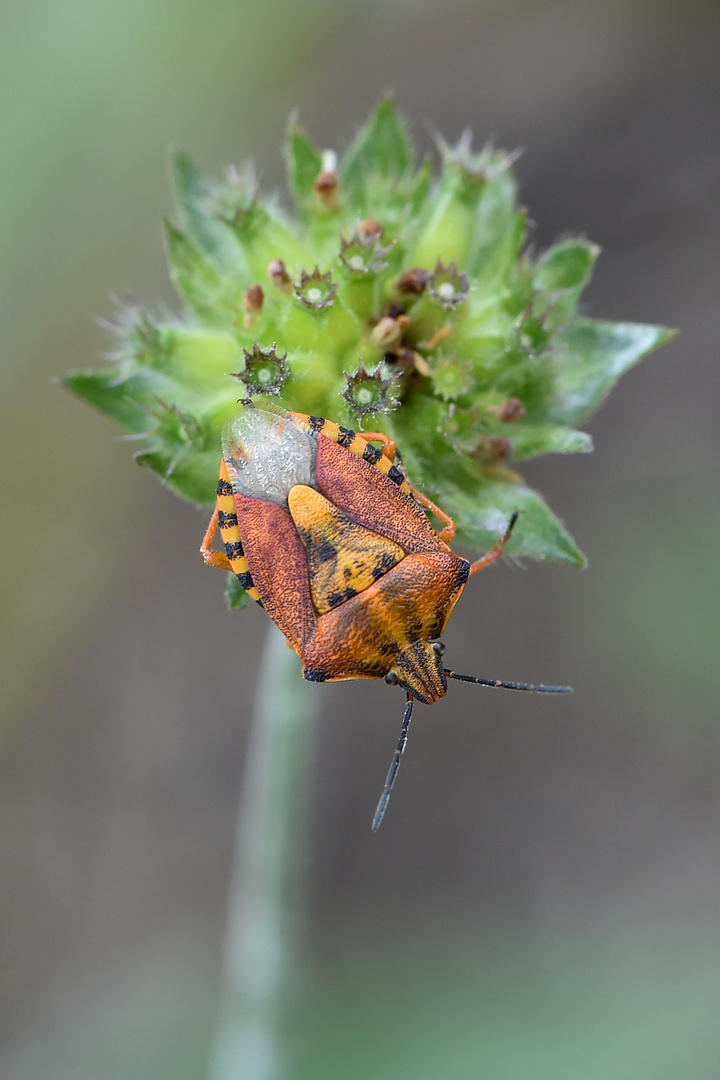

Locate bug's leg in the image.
[201,463,263,604]
[201,507,233,571]
[357,428,455,542]
[371,693,414,832]
[468,511,518,577]
[405,482,456,543]
[357,430,397,462]
[340,429,410,493]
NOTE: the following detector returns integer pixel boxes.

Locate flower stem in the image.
[209,623,316,1080]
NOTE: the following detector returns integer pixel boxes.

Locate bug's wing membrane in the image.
[222,403,316,506]
[233,492,317,653]
[314,436,442,554]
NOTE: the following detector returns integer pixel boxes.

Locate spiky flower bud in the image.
[232,342,288,396]
[430,351,472,401]
[65,97,673,567]
[339,229,395,275]
[341,360,399,419]
[428,260,469,309]
[293,266,337,309]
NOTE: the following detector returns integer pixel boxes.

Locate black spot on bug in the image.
[237,571,255,590]
[387,464,404,485]
[304,669,328,682]
[218,510,238,529]
[308,415,326,432]
[326,586,358,608]
[371,552,398,580]
[337,426,355,447]
[363,444,382,465]
[224,541,244,560]
[455,559,470,587]
[216,479,233,497]
[316,539,337,564]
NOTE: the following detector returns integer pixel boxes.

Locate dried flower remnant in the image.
[395,267,429,295]
[357,218,383,240]
[495,397,525,422]
[268,258,292,293]
[243,285,264,327]
[369,315,409,352]
[314,150,340,210]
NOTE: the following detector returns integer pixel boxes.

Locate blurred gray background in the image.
[1,1,719,1077]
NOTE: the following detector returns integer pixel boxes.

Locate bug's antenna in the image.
[445,670,572,694]
[371,693,414,832]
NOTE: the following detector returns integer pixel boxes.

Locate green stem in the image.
[208,623,316,1080]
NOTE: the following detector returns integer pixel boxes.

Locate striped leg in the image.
[201,461,263,605]
[200,507,232,570]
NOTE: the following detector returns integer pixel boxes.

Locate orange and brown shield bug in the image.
[201,399,571,830]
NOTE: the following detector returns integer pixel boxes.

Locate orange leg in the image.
[357,430,397,462]
[200,506,233,571]
[468,511,518,576]
[357,431,456,543]
[406,482,456,543]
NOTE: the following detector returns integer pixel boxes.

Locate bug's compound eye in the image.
[385,671,399,686]
[432,641,446,657]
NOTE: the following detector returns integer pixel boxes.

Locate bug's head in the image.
[385,640,447,705]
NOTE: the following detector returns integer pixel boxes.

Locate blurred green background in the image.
[2,1,719,1077]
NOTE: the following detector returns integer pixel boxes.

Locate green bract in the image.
[65,98,673,569]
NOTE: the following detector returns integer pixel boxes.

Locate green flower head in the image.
[65,97,674,568]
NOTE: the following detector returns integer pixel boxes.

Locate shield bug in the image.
[201,399,571,830]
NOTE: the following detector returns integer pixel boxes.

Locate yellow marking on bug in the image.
[287,484,405,615]
[218,459,262,603]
